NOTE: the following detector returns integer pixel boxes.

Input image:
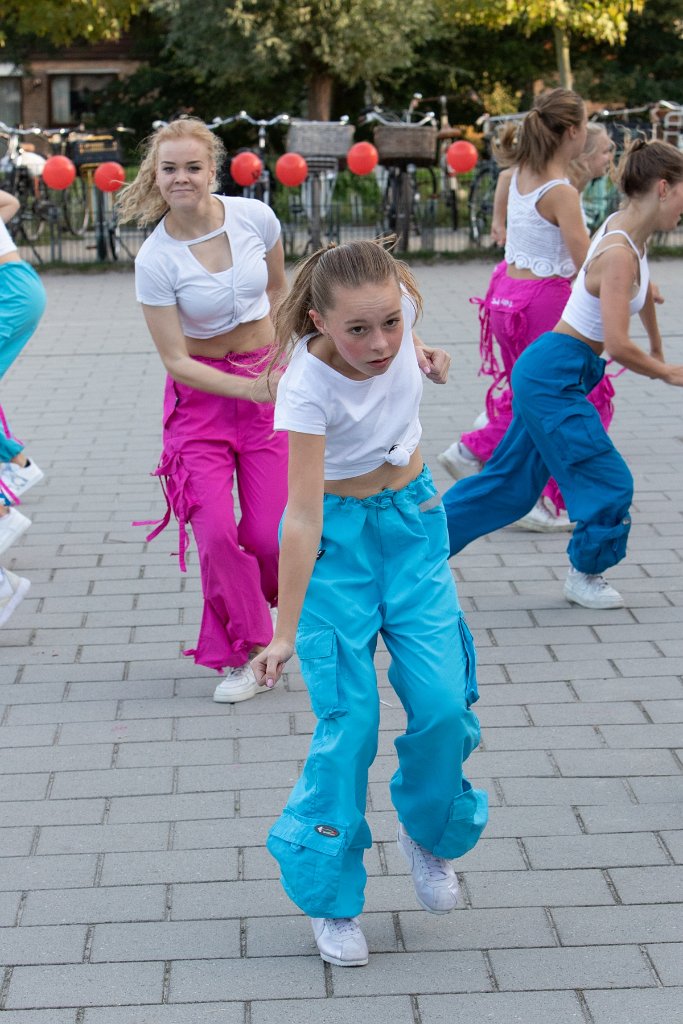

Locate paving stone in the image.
[488,945,655,990]
[90,919,240,962]
[661,829,683,863]
[465,869,615,908]
[100,847,238,886]
[0,855,97,891]
[0,1012,77,1023]
[525,701,647,726]
[418,992,584,1024]
[551,904,683,945]
[35,822,170,856]
[0,725,59,748]
[0,924,87,966]
[330,950,491,996]
[399,906,555,950]
[21,884,167,926]
[553,748,679,776]
[577,803,683,834]
[499,777,631,805]
[251,996,414,1024]
[49,767,174,800]
[107,792,235,824]
[0,890,21,926]
[168,955,326,1002]
[0,799,105,828]
[522,833,670,869]
[83,1008,244,1024]
[5,962,165,1008]
[0,744,114,774]
[58,719,174,745]
[585,988,683,1024]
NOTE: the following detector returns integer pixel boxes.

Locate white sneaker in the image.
[0,459,44,499]
[0,507,32,557]
[564,567,624,610]
[437,441,483,481]
[397,823,459,914]
[472,409,489,430]
[213,662,260,703]
[310,917,369,967]
[0,567,31,627]
[514,498,573,533]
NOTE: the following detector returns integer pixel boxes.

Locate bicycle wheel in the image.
[394,171,413,252]
[468,163,497,246]
[19,175,47,242]
[63,176,89,236]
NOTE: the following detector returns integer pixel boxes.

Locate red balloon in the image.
[230,151,263,187]
[347,141,379,176]
[275,152,308,187]
[446,140,478,174]
[93,161,126,193]
[42,155,76,190]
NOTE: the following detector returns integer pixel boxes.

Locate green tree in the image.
[445,1,646,90]
[0,0,143,47]
[157,0,438,120]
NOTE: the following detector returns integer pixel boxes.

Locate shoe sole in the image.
[397,832,458,915]
[563,587,624,610]
[0,515,32,557]
[317,949,369,967]
[436,452,481,482]
[0,576,31,627]
[213,686,259,703]
[513,516,574,533]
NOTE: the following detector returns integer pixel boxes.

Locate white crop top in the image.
[0,217,17,258]
[274,293,423,480]
[135,195,281,338]
[505,170,576,278]
[562,216,649,343]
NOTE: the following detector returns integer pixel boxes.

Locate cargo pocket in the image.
[543,403,613,466]
[432,782,489,859]
[457,613,479,709]
[267,810,348,916]
[296,626,346,719]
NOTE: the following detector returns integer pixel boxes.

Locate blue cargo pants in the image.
[267,466,487,919]
[443,332,633,575]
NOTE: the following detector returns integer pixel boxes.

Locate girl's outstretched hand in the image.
[252,638,295,689]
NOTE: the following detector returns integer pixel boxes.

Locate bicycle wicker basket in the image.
[66,134,121,167]
[372,124,437,166]
[286,120,355,158]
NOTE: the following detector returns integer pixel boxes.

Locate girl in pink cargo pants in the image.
[118,116,288,703]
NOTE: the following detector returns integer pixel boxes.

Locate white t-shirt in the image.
[135,195,281,338]
[0,217,17,258]
[274,293,423,480]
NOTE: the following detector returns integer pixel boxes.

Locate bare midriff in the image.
[324,448,424,500]
[185,313,275,359]
[0,251,21,266]
[506,264,569,282]
[554,318,604,356]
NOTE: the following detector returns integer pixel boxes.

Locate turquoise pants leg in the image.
[0,261,47,463]
[443,333,633,575]
[267,466,487,919]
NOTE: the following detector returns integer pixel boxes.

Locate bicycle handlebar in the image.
[210,112,291,130]
[360,108,436,128]
[0,122,43,138]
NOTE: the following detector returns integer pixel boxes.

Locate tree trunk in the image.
[553,25,573,90]
[306,72,334,121]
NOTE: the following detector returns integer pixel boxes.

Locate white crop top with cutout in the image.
[561,216,649,343]
[135,195,281,338]
[504,170,576,278]
[274,293,423,480]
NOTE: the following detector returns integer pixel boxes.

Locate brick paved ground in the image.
[0,261,681,1023]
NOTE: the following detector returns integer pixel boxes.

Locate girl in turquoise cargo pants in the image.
[253,240,487,967]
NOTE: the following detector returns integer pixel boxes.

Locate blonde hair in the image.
[615,136,683,197]
[569,122,612,191]
[116,117,226,226]
[268,239,422,382]
[495,88,586,175]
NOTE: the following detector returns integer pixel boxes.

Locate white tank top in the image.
[562,216,649,343]
[504,170,576,278]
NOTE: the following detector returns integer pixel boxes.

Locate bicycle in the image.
[468,111,525,247]
[209,110,290,207]
[0,122,49,243]
[361,99,438,253]
[284,116,354,252]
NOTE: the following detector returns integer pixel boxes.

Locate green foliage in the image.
[0,0,142,47]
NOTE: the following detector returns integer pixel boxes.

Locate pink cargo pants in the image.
[139,347,288,671]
